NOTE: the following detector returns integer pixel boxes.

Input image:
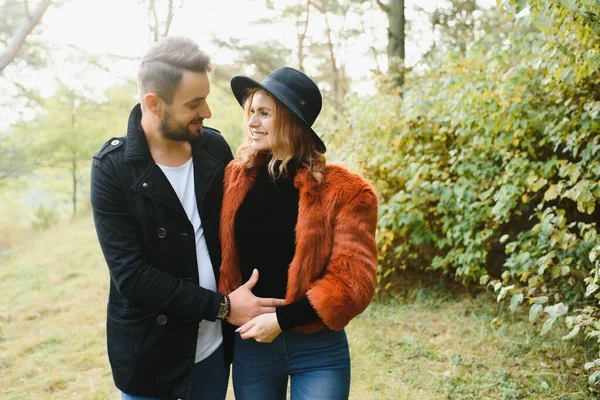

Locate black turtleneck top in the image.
[234,160,319,330]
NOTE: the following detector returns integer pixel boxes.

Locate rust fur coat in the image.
[218,161,379,333]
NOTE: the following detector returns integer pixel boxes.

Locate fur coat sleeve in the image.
[305,181,379,331]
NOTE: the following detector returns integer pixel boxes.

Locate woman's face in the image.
[247,90,275,152]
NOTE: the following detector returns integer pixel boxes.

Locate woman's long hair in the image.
[235,88,326,183]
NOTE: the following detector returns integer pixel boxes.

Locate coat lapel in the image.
[191,143,223,212]
[286,168,334,303]
[219,163,335,304]
[130,163,187,217]
[218,163,258,294]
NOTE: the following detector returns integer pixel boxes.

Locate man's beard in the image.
[160,106,203,141]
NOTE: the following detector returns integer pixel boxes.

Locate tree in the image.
[19,82,106,217]
[415,0,519,64]
[0,0,53,72]
[141,0,185,42]
[376,0,405,86]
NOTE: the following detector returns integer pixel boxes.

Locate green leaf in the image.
[530,304,544,322]
[532,296,549,304]
[509,293,524,313]
[585,362,596,371]
[562,325,580,340]
[479,274,490,285]
[544,303,568,318]
[590,246,600,263]
[586,283,599,298]
[541,317,556,335]
[589,370,600,386]
[497,285,515,302]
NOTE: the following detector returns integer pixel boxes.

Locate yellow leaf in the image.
[544,184,558,201]
[512,138,520,146]
[521,194,529,203]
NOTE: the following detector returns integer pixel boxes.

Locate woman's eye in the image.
[261,112,270,117]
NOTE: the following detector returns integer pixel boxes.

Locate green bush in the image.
[329,0,600,385]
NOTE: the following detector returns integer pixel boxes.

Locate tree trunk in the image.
[297,0,311,72]
[72,155,77,218]
[378,0,405,87]
[324,13,341,118]
[163,0,175,38]
[0,0,53,72]
[148,0,159,42]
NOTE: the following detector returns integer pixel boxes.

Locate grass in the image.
[0,216,596,399]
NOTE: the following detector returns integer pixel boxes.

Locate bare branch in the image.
[376,0,390,14]
[297,0,311,71]
[0,0,53,72]
[148,0,159,42]
[163,0,175,38]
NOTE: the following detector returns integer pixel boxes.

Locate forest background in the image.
[1,0,600,398]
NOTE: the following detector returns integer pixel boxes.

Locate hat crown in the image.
[263,67,322,126]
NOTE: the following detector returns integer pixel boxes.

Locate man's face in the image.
[159,70,211,141]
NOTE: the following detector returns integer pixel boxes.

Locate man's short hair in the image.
[137,36,212,106]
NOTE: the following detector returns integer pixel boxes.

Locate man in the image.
[90,36,284,400]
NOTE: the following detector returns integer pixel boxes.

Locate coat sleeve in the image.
[306,184,379,330]
[90,157,222,322]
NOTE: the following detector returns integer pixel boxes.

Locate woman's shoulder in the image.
[320,164,377,204]
[323,164,373,190]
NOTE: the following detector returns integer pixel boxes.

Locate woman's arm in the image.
[306,184,379,330]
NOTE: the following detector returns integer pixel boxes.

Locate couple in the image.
[90,36,378,400]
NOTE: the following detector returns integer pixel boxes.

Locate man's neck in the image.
[141,112,192,167]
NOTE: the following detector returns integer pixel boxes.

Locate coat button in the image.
[110,139,120,146]
[156,314,168,325]
[157,228,167,238]
[142,182,148,188]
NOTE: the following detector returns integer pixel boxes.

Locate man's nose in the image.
[199,102,211,119]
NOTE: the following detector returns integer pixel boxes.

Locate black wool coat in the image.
[90,104,233,399]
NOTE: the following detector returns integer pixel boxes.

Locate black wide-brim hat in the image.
[230,66,326,153]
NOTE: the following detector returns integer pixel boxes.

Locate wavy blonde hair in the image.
[235,88,326,183]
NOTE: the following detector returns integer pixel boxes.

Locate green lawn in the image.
[0,216,595,399]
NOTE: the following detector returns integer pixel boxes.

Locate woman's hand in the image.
[236,312,282,343]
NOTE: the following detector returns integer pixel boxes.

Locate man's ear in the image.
[143,93,161,116]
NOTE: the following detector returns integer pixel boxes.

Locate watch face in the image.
[217,303,226,318]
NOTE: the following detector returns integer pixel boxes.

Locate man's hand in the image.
[227,269,285,326]
[236,313,282,343]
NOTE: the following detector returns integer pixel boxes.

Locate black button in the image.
[157,228,167,238]
[156,314,168,325]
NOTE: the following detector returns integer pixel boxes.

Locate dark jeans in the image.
[120,344,229,400]
[233,328,351,400]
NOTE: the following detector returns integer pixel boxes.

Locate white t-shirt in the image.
[157,158,222,363]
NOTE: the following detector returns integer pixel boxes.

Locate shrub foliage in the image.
[329,0,600,385]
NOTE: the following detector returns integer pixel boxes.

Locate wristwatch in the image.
[216,294,230,320]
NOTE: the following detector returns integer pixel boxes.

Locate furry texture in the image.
[219,162,378,333]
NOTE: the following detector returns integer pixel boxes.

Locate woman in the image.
[218,66,378,400]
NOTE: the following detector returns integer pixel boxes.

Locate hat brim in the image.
[230,75,326,153]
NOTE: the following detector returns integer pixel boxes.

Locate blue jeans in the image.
[233,328,351,400]
[121,343,229,400]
